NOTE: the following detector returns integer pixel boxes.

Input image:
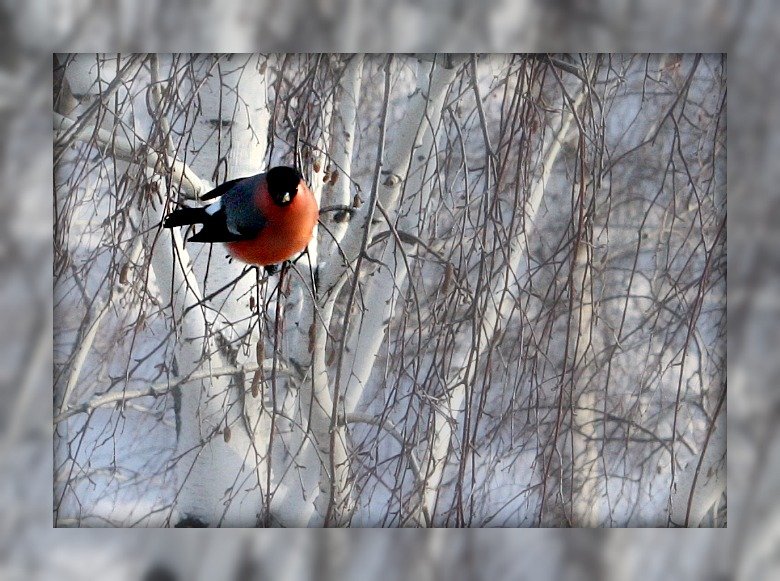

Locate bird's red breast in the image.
[226,178,318,266]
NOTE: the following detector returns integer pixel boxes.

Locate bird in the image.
[163,166,319,267]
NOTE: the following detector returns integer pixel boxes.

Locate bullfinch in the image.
[163,166,319,267]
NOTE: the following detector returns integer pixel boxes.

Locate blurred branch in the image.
[413,53,465,70]
[683,386,726,527]
[345,411,428,524]
[53,111,204,199]
[54,360,288,424]
[57,298,109,416]
[548,56,587,82]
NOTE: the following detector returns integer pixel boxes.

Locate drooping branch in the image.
[418,87,586,525]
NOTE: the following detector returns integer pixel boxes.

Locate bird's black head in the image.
[266,166,302,206]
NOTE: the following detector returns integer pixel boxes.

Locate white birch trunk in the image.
[281,56,357,527]
[320,57,463,526]
[669,398,725,526]
[145,55,271,526]
[321,54,364,249]
[281,56,460,526]
[336,57,464,416]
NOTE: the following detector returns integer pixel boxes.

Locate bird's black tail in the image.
[163,206,209,229]
[163,205,244,243]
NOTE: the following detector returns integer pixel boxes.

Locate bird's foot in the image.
[264,261,291,276]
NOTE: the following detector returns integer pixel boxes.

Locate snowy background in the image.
[52,53,725,528]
